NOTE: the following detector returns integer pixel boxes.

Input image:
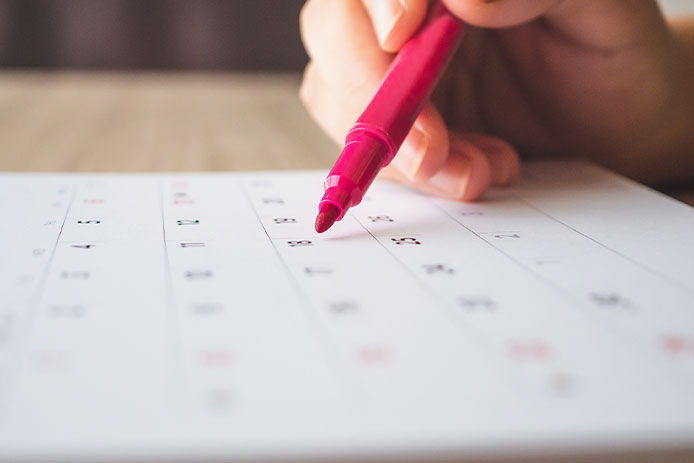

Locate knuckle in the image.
[299,0,330,39]
[299,0,320,51]
[298,65,316,107]
[299,0,315,33]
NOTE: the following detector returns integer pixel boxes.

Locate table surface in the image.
[0,71,692,206]
[0,71,339,172]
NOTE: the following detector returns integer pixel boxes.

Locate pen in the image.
[314,0,468,233]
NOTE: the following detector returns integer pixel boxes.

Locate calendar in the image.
[1,160,693,462]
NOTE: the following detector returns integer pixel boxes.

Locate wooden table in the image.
[0,71,338,172]
[0,71,692,207]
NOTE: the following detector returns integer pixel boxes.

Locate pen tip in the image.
[315,204,339,233]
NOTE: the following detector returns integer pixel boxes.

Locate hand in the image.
[300,0,694,200]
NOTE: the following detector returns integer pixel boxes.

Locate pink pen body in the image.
[317,1,467,224]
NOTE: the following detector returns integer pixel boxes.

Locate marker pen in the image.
[315,1,467,233]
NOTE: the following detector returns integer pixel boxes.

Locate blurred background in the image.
[0,0,307,70]
[0,0,689,71]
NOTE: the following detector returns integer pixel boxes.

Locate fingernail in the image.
[392,126,430,181]
[371,0,406,47]
[428,160,470,199]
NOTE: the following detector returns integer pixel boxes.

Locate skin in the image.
[299,0,694,201]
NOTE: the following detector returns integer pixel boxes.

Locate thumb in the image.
[361,0,429,52]
[442,0,559,28]
[362,0,561,46]
[441,0,668,50]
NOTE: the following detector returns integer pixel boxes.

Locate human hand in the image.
[300,0,694,200]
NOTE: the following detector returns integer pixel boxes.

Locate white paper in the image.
[1,160,693,462]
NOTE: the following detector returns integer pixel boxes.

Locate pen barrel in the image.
[320,131,390,219]
[357,1,466,154]
[318,1,466,223]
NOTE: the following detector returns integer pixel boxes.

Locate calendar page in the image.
[1,160,693,462]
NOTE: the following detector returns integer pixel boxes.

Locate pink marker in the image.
[315,1,468,233]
